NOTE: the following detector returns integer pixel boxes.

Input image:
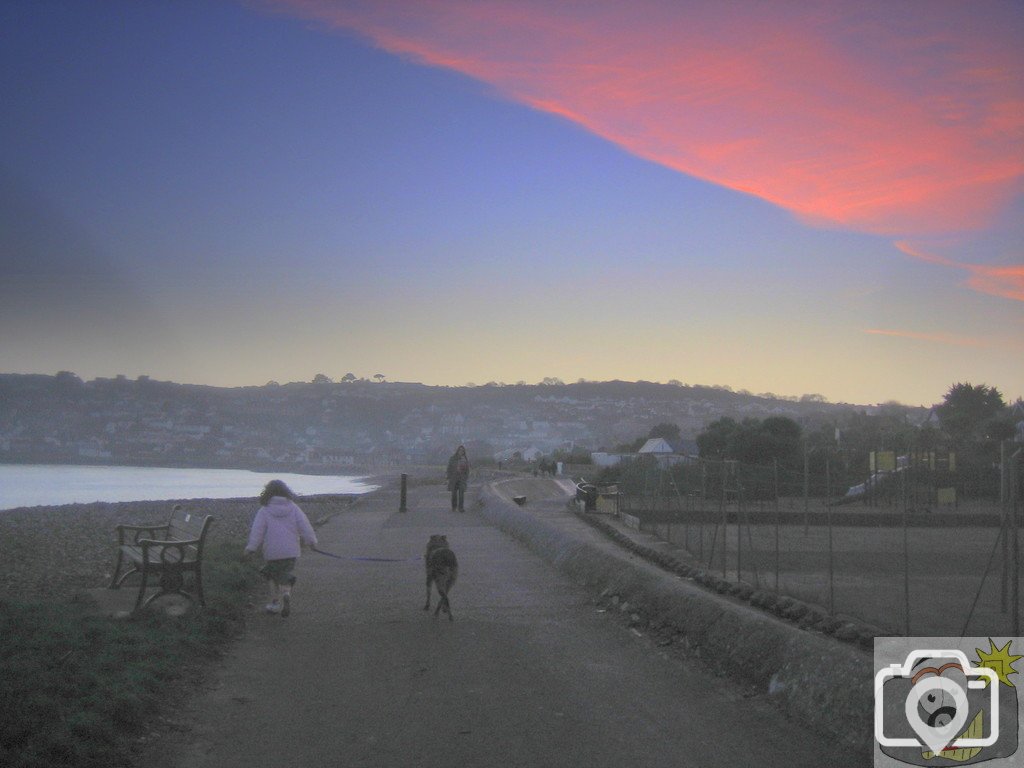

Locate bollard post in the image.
[399,473,408,513]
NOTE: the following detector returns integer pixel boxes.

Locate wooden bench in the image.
[108,505,214,612]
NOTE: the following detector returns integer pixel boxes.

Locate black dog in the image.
[423,534,458,621]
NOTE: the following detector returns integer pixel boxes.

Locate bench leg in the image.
[109,548,126,589]
[112,565,140,589]
[133,567,149,612]
[139,568,197,611]
[194,564,206,607]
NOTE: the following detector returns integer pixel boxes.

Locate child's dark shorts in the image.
[260,558,297,586]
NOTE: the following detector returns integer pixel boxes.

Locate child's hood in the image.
[265,496,297,517]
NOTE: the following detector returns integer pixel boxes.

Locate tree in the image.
[752,416,802,467]
[936,383,1006,447]
[312,373,332,384]
[373,373,385,383]
[696,416,802,467]
[647,423,682,442]
[341,373,356,383]
[697,417,738,460]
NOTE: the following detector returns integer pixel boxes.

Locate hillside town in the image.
[0,372,919,472]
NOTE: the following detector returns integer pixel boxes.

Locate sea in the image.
[0,464,379,511]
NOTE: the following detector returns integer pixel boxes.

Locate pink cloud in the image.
[863,328,992,348]
[896,241,1024,302]
[268,0,1023,237]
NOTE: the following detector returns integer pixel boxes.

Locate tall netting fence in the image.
[604,445,1023,637]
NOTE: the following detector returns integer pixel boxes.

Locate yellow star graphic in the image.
[975,638,1022,687]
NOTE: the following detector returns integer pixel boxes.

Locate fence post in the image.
[1001,442,1009,612]
[736,467,743,584]
[721,464,728,579]
[1013,449,1021,636]
[902,462,911,636]
[827,457,834,615]
[699,461,706,564]
[774,459,780,591]
[803,447,810,534]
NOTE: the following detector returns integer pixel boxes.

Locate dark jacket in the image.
[446,452,470,491]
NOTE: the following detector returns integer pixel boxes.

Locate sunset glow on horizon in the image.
[1,1,1021,406]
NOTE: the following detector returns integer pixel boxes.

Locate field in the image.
[627,497,1021,637]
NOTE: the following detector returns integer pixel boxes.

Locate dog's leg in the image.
[424,576,433,611]
[434,585,453,621]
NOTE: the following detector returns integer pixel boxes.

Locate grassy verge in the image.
[0,543,260,768]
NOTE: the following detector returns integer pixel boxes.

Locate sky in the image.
[1,0,1021,407]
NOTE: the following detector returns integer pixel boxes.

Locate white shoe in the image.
[264,602,281,614]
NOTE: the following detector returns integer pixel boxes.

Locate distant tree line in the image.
[589,382,1020,499]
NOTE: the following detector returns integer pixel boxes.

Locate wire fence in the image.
[581,445,1023,637]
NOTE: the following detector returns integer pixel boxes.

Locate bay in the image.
[0,464,379,511]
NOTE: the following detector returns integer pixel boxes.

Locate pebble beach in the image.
[0,492,370,603]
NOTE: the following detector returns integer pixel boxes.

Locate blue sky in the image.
[1,1,1021,406]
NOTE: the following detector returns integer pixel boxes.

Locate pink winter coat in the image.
[245,496,318,560]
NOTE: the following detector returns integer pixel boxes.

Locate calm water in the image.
[0,464,379,511]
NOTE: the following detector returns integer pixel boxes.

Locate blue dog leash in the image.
[311,546,415,563]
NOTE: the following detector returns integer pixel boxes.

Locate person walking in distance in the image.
[447,445,470,512]
[245,479,318,617]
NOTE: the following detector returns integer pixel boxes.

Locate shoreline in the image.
[0,463,385,513]
[0,490,377,605]
[0,465,504,604]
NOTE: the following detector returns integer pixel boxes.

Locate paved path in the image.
[149,482,842,768]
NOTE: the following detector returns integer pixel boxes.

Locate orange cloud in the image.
[863,328,992,348]
[896,241,1024,302]
[267,0,1024,236]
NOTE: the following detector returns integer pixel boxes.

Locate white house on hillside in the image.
[638,437,674,455]
[592,437,692,469]
[639,437,691,467]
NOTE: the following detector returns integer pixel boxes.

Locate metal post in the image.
[803,447,810,534]
[721,465,728,579]
[902,462,911,636]
[1013,510,1020,637]
[399,473,408,512]
[737,479,743,584]
[827,457,834,615]
[699,462,706,563]
[1013,450,1021,636]
[774,459,780,591]
[1001,443,1009,612]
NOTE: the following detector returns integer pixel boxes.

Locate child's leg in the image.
[281,572,298,617]
[280,582,291,617]
[264,578,282,612]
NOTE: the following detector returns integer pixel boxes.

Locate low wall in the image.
[479,481,874,754]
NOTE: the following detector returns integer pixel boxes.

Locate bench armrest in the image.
[116,523,171,546]
[137,536,201,548]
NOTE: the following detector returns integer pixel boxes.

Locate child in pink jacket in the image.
[245,480,318,617]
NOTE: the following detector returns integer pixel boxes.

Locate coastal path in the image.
[144,481,847,768]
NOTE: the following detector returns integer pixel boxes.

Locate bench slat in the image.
[120,544,198,565]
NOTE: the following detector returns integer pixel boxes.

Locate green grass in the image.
[0,543,260,768]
